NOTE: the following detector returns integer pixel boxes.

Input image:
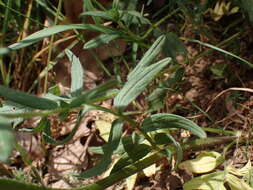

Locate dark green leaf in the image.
[65,50,84,97]
[77,119,123,178]
[0,85,58,110]
[154,133,183,165]
[163,33,187,60]
[89,132,144,155]
[147,88,167,111]
[111,144,151,174]
[142,113,207,138]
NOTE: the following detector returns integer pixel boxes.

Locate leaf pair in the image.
[114,35,171,109]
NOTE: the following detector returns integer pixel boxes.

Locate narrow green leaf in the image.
[128,35,166,81]
[89,132,144,155]
[184,38,253,69]
[142,113,207,138]
[120,10,151,25]
[0,117,14,162]
[83,33,120,49]
[81,11,114,20]
[154,133,183,166]
[114,58,171,109]
[84,0,102,24]
[0,85,58,110]
[77,119,123,178]
[0,178,53,190]
[8,24,118,50]
[110,144,151,174]
[65,50,84,97]
[70,79,119,108]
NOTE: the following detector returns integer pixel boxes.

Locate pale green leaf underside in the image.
[114,57,171,109]
[65,49,84,97]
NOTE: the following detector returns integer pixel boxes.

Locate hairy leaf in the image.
[114,58,171,109]
[142,113,206,138]
[128,35,166,81]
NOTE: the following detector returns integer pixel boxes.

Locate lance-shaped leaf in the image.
[65,50,84,97]
[70,79,119,108]
[0,117,15,162]
[114,58,171,109]
[84,33,120,49]
[0,85,58,110]
[142,113,207,138]
[121,10,151,25]
[128,35,166,81]
[77,119,123,178]
[8,24,118,50]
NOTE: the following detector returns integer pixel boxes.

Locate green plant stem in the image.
[0,136,238,190]
[80,103,159,151]
[141,8,180,39]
